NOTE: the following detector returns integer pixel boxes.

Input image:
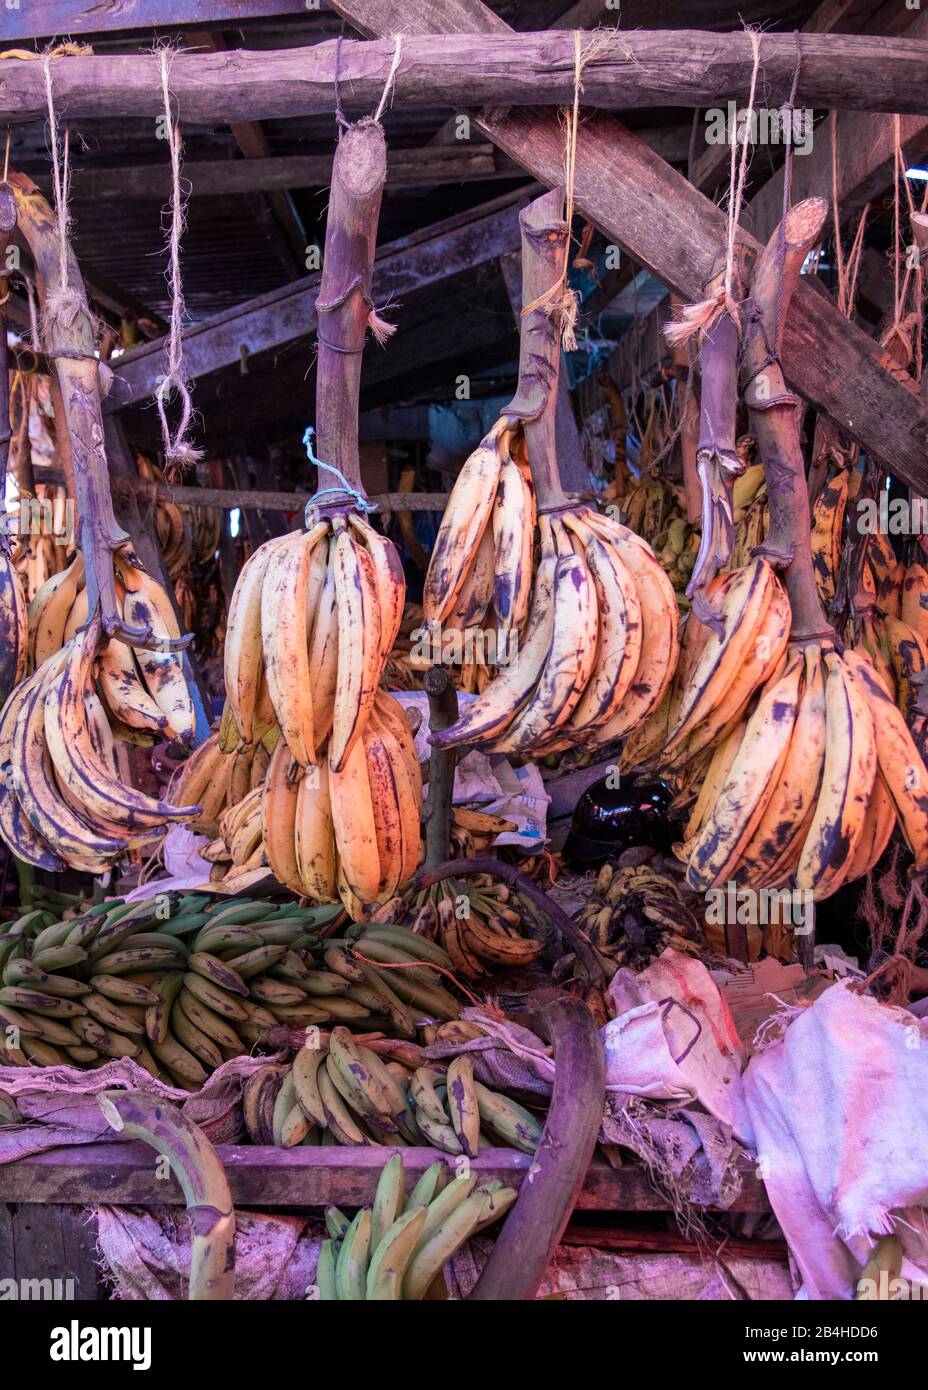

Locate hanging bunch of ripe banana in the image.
[420,417,537,672]
[0,609,201,876]
[219,121,422,916]
[681,199,928,902]
[426,190,678,763]
[25,550,198,747]
[0,173,204,876]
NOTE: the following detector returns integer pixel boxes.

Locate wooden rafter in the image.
[325,0,928,493]
[3,32,928,124]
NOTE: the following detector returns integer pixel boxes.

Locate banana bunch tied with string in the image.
[24,550,198,748]
[678,640,928,901]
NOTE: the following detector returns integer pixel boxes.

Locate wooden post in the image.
[0,185,16,517]
[423,665,458,868]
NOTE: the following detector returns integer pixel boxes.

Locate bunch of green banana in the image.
[0,893,348,1084]
[362,878,547,981]
[257,1026,543,1155]
[316,1152,517,1299]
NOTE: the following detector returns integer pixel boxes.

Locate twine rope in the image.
[40,47,84,335]
[2,130,9,184]
[155,45,201,477]
[302,426,376,521]
[521,30,609,351]
[665,27,763,349]
[373,36,402,123]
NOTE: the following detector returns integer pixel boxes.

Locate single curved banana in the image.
[329,518,382,774]
[686,653,803,891]
[224,535,287,744]
[423,420,505,624]
[295,757,337,903]
[797,650,877,899]
[348,514,405,669]
[261,737,303,894]
[261,527,324,768]
[97,636,170,735]
[492,446,535,635]
[28,553,83,670]
[329,733,379,903]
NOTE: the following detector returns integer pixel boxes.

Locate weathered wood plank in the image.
[746,0,928,245]
[50,147,505,201]
[0,1,312,40]
[688,0,866,195]
[3,32,928,124]
[0,1204,102,1299]
[0,1143,772,1212]
[107,187,534,412]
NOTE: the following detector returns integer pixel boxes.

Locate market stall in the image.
[0,0,926,1318]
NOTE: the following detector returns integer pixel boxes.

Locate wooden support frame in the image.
[3,32,928,124]
[0,1142,771,1212]
[107,185,535,412]
[321,1,928,494]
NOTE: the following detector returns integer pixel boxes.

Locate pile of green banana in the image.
[316,1152,517,1299]
[252,1026,543,1155]
[0,893,369,1085]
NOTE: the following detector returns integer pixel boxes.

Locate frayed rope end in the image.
[367,306,396,348]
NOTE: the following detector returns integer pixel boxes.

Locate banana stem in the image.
[687,245,752,633]
[0,182,16,550]
[8,172,184,651]
[413,855,608,987]
[98,1090,235,1300]
[505,186,571,513]
[313,120,387,499]
[740,197,831,642]
[468,993,605,1301]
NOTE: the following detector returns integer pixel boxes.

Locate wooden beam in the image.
[107,186,534,411]
[193,29,307,280]
[328,1,928,492]
[0,1142,770,1212]
[689,0,864,196]
[0,1,314,40]
[747,5,928,245]
[4,32,928,124]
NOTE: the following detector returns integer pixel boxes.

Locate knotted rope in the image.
[665,27,762,348]
[155,44,202,478]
